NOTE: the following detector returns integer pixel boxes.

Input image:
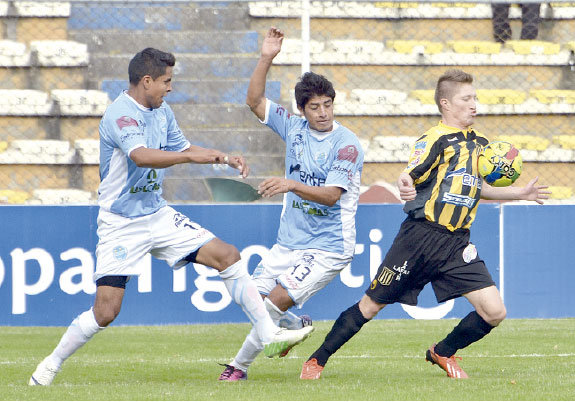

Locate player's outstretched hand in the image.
[258,177,294,198]
[397,172,416,202]
[262,27,284,60]
[226,155,250,179]
[521,176,551,205]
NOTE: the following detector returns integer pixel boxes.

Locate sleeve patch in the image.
[337,145,359,163]
[116,116,138,130]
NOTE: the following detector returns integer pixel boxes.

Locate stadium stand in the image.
[1,1,574,203]
[248,1,575,201]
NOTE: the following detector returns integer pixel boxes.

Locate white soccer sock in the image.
[230,326,263,372]
[264,298,304,329]
[219,260,278,344]
[48,308,103,368]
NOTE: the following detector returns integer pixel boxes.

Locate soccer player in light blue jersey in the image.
[219,28,364,381]
[29,48,313,386]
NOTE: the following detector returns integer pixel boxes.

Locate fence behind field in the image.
[0,0,574,205]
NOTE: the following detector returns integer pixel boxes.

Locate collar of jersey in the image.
[438,120,473,134]
[309,121,340,140]
[123,90,155,112]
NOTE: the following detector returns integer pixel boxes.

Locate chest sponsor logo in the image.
[446,168,481,188]
[292,200,329,217]
[442,193,475,208]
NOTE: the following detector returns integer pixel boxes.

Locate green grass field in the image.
[1,318,574,400]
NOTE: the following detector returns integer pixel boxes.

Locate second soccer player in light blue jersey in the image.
[219,27,364,382]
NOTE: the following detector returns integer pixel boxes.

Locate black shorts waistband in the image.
[405,217,470,236]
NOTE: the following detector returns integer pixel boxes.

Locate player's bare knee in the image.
[217,243,241,270]
[93,305,121,327]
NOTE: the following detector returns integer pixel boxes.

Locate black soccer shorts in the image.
[365,217,495,305]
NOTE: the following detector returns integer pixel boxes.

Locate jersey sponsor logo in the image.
[462,243,477,263]
[391,260,410,280]
[113,245,127,261]
[299,170,326,186]
[407,156,421,169]
[292,200,329,217]
[337,145,359,163]
[447,136,459,142]
[414,140,427,150]
[445,168,481,188]
[116,116,138,130]
[289,164,301,174]
[442,192,476,208]
[129,169,161,194]
[274,104,291,119]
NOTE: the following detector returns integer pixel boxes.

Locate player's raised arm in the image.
[246,27,284,121]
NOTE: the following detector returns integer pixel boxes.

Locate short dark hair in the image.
[434,69,474,113]
[128,48,176,85]
[294,72,336,109]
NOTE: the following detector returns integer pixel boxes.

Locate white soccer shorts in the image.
[252,244,352,308]
[94,206,215,280]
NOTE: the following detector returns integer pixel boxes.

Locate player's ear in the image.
[439,98,449,111]
[297,105,304,115]
[141,75,153,89]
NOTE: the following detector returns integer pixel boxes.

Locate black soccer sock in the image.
[434,311,495,357]
[308,302,370,367]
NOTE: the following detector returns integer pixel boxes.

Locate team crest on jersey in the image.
[337,145,358,163]
[314,151,327,164]
[113,246,128,261]
[116,116,138,130]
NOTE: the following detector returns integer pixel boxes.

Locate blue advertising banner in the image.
[0,203,570,326]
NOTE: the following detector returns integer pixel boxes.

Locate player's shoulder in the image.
[472,128,490,146]
[334,125,363,151]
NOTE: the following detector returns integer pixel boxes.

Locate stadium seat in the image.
[0,90,52,115]
[386,40,443,54]
[410,90,435,105]
[51,89,110,115]
[476,89,526,105]
[552,135,575,149]
[547,186,574,199]
[30,40,88,66]
[529,90,575,104]
[0,189,31,204]
[30,188,93,205]
[0,40,30,66]
[447,41,501,54]
[505,41,561,55]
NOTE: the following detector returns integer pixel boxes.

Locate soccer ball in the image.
[477,141,522,187]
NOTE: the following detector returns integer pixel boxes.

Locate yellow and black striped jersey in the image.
[404,121,489,232]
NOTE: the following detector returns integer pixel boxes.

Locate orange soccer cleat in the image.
[300,358,324,380]
[425,344,469,379]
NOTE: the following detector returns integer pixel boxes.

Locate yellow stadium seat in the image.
[374,2,418,8]
[0,189,31,204]
[494,135,549,151]
[550,2,575,7]
[0,141,8,153]
[410,90,435,104]
[431,2,477,7]
[387,40,443,54]
[547,186,574,199]
[530,90,575,104]
[506,40,561,55]
[552,135,575,149]
[476,89,526,105]
[448,41,501,54]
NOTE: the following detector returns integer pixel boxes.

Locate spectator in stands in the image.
[218,27,364,382]
[28,47,313,386]
[300,69,550,380]
[492,2,541,43]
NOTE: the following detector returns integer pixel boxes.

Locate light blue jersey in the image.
[263,100,364,256]
[98,91,190,218]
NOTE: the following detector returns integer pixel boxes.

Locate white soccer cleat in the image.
[263,326,314,358]
[29,357,60,386]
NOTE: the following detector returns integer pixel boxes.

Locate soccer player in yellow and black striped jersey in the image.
[301,69,550,380]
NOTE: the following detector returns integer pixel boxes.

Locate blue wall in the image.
[0,204,572,326]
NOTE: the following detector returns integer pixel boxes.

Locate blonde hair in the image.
[434,69,474,113]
